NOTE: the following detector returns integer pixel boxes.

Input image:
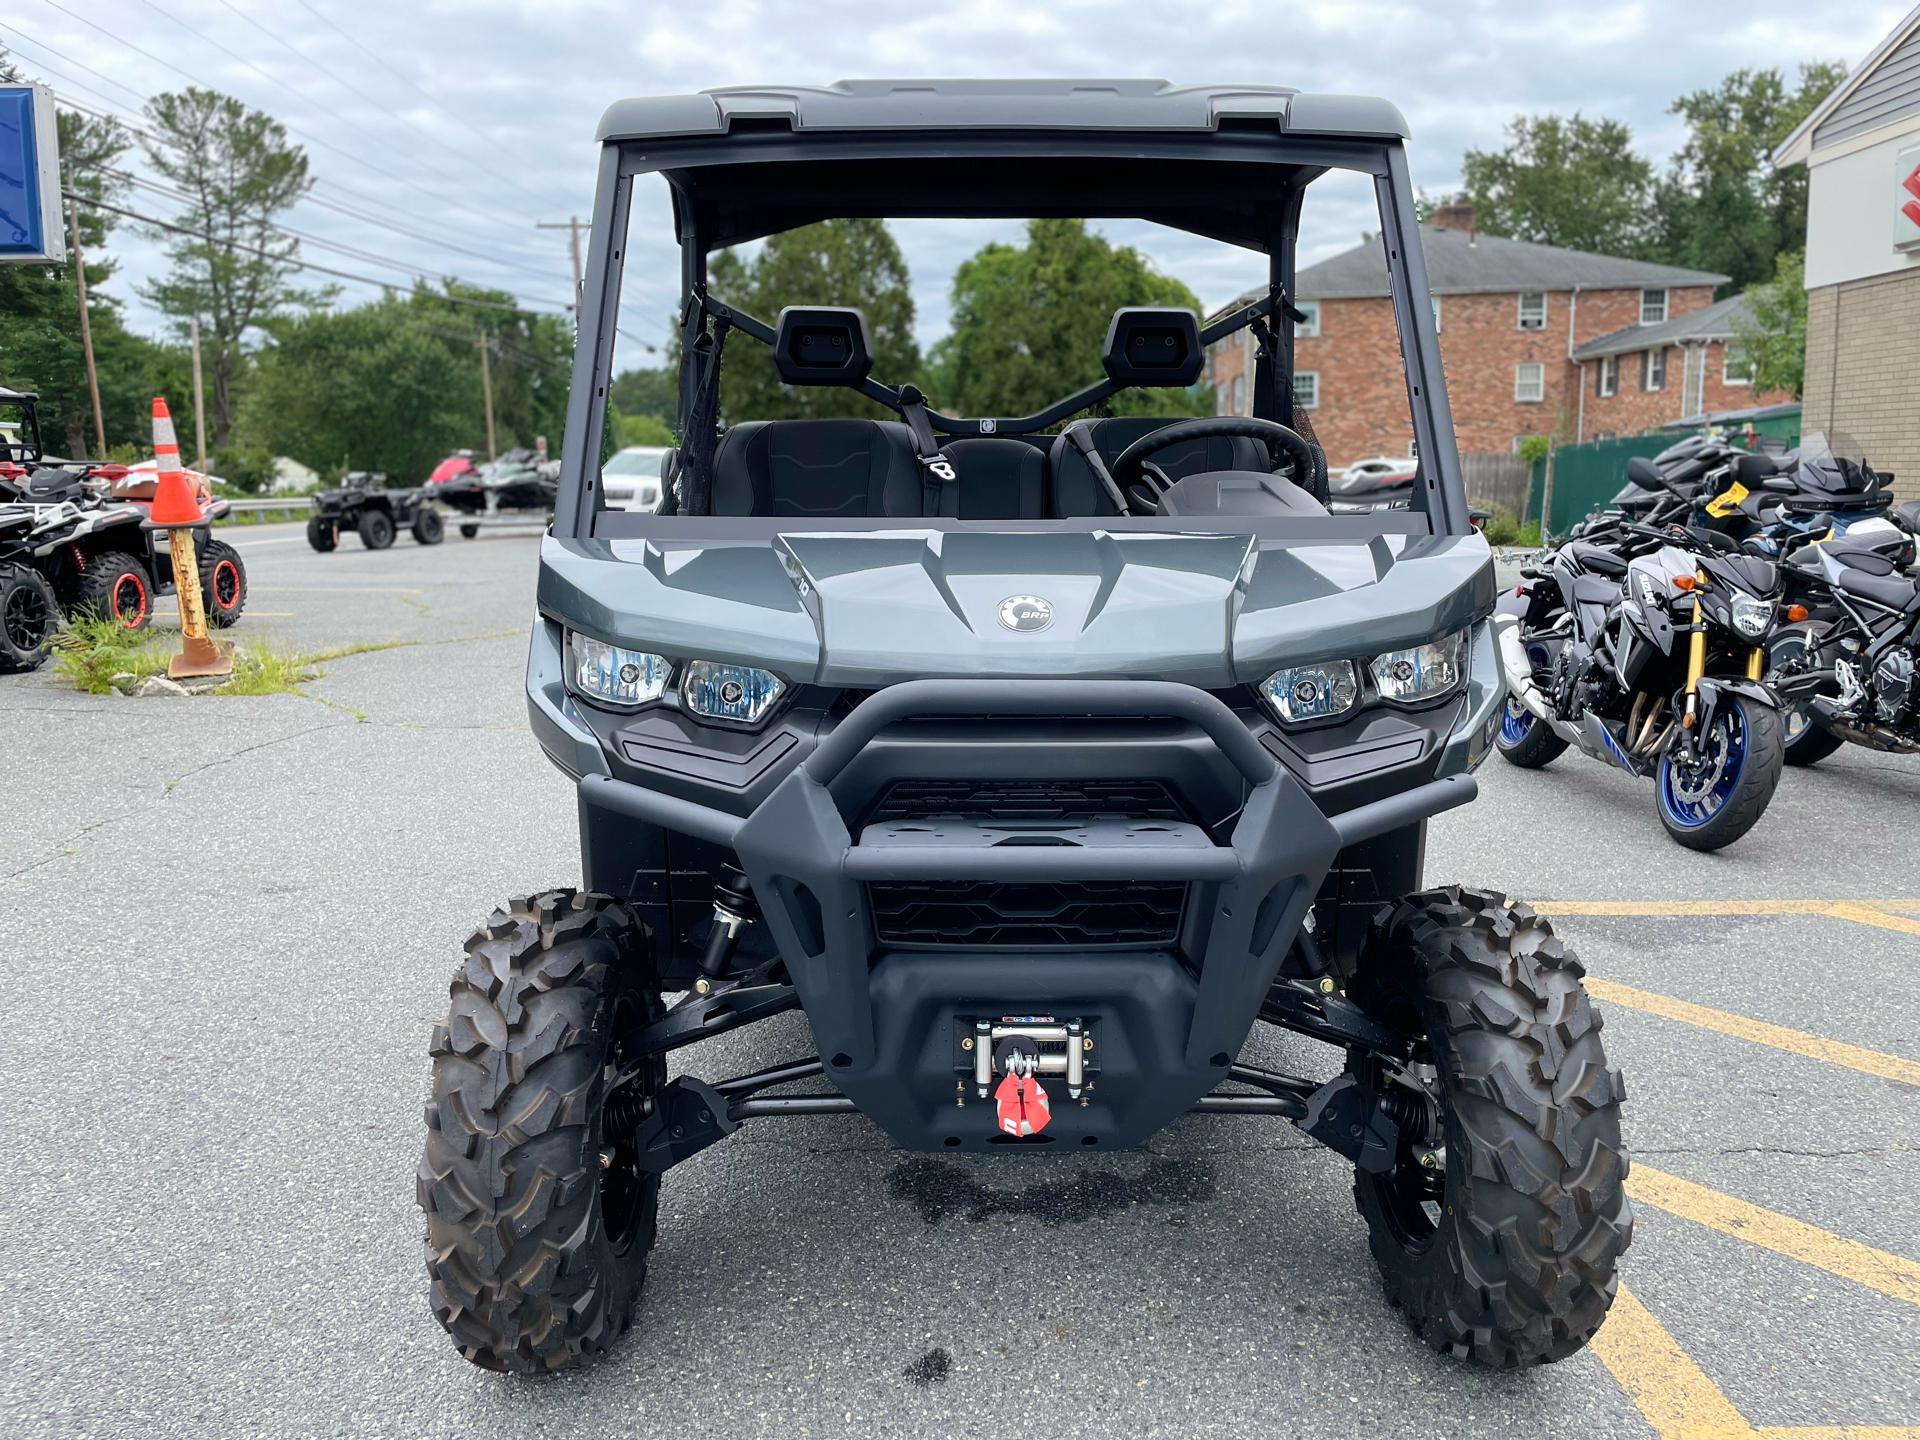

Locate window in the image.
[1640,288,1668,325]
[1517,291,1546,329]
[1295,300,1320,337]
[1292,371,1319,409]
[1597,355,1618,397]
[1723,344,1752,385]
[1431,295,1442,332]
[1230,373,1247,414]
[1642,348,1666,391]
[1514,362,1545,402]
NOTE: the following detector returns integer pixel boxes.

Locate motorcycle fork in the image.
[1679,576,1708,760]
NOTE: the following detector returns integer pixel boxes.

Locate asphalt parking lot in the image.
[1,522,1915,1440]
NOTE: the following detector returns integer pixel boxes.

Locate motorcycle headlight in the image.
[1729,591,1772,639]
[1369,629,1468,703]
[1257,660,1358,724]
[682,660,786,725]
[567,633,671,709]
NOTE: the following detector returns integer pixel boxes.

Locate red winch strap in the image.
[994,1069,1052,1137]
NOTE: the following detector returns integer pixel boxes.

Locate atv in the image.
[306,471,445,552]
[419,81,1631,1377]
[0,389,247,630]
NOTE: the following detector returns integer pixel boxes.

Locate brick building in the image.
[1569,293,1789,440]
[1206,211,1735,467]
[1775,6,1920,499]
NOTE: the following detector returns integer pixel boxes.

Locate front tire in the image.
[358,508,396,550]
[70,550,152,629]
[1768,630,1844,767]
[0,563,60,671]
[418,891,665,1373]
[1349,888,1632,1367]
[1656,694,1784,851]
[306,516,338,552]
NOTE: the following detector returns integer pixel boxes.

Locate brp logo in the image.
[997,595,1054,632]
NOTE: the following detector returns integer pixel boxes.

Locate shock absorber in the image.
[695,863,759,995]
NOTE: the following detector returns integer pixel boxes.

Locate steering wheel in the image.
[1109,416,1323,512]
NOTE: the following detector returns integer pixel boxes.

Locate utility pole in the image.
[189,317,208,472]
[65,198,106,460]
[536,217,585,314]
[476,327,497,461]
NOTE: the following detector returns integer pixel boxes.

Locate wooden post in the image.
[477,328,497,461]
[537,216,586,314]
[65,199,106,460]
[1540,440,1558,544]
[190,318,208,473]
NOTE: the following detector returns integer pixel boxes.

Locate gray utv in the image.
[418,80,1631,1375]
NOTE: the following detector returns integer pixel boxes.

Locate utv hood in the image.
[538,528,1494,688]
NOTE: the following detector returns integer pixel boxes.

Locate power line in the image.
[75,190,570,315]
[286,0,500,154]
[34,0,508,232]
[0,28,567,282]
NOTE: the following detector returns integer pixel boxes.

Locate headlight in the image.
[1258,660,1358,723]
[682,660,786,725]
[567,632,670,709]
[1729,591,1772,639]
[1369,629,1468,703]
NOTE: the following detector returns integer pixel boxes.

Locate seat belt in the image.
[895,385,957,516]
[1061,420,1130,515]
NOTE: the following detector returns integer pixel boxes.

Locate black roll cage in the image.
[553,127,1468,539]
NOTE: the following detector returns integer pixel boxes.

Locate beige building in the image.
[1776,3,1920,499]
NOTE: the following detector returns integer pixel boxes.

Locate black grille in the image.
[869,879,1186,949]
[865,778,1188,825]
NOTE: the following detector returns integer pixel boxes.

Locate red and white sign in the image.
[1895,145,1920,251]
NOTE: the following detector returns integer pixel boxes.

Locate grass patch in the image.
[52,616,414,698]
[1476,506,1541,547]
[51,614,172,693]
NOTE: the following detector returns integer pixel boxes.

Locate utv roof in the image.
[596,80,1410,144]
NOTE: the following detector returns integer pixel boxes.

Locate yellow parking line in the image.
[1534,899,1920,938]
[1627,1166,1920,1308]
[1583,976,1920,1086]
[1593,1283,1920,1439]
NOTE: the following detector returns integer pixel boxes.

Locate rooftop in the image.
[1572,294,1754,360]
[1285,225,1726,301]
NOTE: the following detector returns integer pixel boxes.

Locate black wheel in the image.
[411,506,445,545]
[459,523,481,539]
[1768,631,1843,767]
[306,516,338,552]
[71,550,153,630]
[358,508,396,550]
[1656,693,1785,851]
[199,539,247,628]
[418,890,665,1373]
[1494,696,1568,768]
[0,563,61,671]
[1348,888,1632,1368]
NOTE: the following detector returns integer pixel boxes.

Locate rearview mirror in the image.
[1625,456,1659,486]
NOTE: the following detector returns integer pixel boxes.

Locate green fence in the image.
[1524,436,1672,538]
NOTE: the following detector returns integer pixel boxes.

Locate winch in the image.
[953,1015,1100,1101]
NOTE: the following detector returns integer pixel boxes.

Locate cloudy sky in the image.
[1,0,1909,374]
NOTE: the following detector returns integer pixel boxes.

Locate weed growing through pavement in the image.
[52,617,414,698]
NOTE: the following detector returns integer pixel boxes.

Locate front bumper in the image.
[568,678,1475,1150]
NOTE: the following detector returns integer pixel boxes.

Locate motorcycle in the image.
[1493,522,1788,850]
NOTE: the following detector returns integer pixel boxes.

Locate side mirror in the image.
[1102,308,1203,386]
[1625,456,1660,486]
[771,307,873,386]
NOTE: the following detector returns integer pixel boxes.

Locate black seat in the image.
[1835,567,1919,610]
[936,438,1047,519]
[1046,416,1269,517]
[712,419,924,517]
[1565,541,1629,577]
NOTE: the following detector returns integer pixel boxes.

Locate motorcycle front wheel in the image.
[1655,694,1784,851]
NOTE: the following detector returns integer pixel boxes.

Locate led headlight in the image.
[1369,629,1468,703]
[682,660,785,725]
[1729,591,1773,639]
[1258,660,1358,723]
[567,633,670,709]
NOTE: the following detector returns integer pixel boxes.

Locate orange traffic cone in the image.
[147,397,232,679]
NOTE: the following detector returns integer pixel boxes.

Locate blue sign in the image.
[0,85,65,263]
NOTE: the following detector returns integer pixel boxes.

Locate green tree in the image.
[707,219,919,422]
[1455,114,1654,256]
[1729,248,1808,398]
[138,88,318,447]
[608,365,676,423]
[930,219,1210,420]
[242,284,572,481]
[1651,63,1848,294]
